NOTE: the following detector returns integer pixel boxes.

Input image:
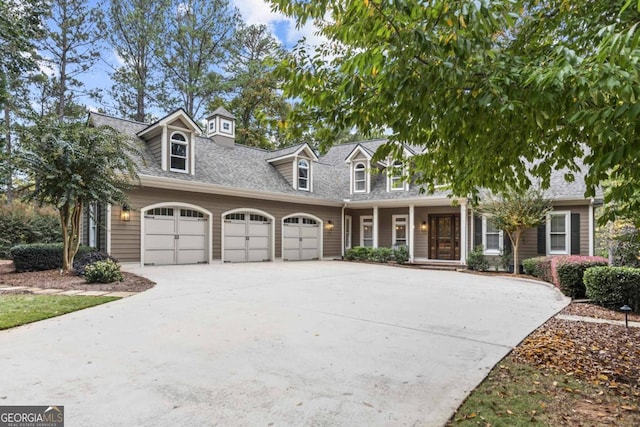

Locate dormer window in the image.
[354,162,366,192]
[298,159,309,191]
[208,121,215,132]
[221,119,232,134]
[170,132,188,173]
[389,160,405,191]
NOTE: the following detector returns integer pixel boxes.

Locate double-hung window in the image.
[298,159,309,191]
[170,132,188,173]
[548,212,570,254]
[389,161,405,191]
[482,216,502,255]
[354,162,366,192]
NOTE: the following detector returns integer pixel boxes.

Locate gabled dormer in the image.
[205,107,235,147]
[267,143,319,192]
[345,144,375,194]
[137,109,201,175]
[385,143,414,192]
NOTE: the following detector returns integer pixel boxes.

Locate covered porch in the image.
[341,199,473,265]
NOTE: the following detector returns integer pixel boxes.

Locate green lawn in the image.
[0,294,119,330]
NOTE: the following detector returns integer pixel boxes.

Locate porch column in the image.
[373,206,379,248]
[460,201,468,265]
[409,204,415,263]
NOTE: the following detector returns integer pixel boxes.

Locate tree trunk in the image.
[4,103,13,204]
[59,204,71,271]
[512,230,521,275]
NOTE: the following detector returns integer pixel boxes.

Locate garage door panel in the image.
[248,249,269,262]
[301,226,319,238]
[225,249,248,263]
[146,250,175,265]
[146,218,175,234]
[179,219,206,235]
[248,236,268,250]
[301,238,318,250]
[179,235,205,250]
[283,248,300,261]
[248,223,269,236]
[224,235,246,250]
[177,249,206,264]
[146,234,176,250]
[301,248,318,260]
[225,222,246,236]
[283,225,299,238]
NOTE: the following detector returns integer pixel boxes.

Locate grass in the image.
[0,294,120,330]
[448,358,640,426]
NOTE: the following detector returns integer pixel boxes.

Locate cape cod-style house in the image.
[83,107,599,267]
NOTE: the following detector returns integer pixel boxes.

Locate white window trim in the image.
[360,215,373,247]
[387,161,407,192]
[392,214,409,247]
[296,158,311,192]
[482,215,503,255]
[169,131,189,174]
[353,162,367,193]
[547,211,571,255]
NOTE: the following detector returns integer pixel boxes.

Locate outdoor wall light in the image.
[121,205,131,222]
[420,221,427,232]
[326,220,334,231]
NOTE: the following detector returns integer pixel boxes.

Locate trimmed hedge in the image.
[344,245,410,264]
[467,246,489,271]
[556,257,609,298]
[11,243,94,272]
[584,266,640,313]
[522,257,546,276]
[0,202,61,259]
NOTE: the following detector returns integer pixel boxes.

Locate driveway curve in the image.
[0,261,568,426]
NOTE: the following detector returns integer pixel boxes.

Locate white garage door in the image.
[282,216,320,261]
[144,207,208,265]
[224,212,271,262]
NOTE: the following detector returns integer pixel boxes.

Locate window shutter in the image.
[571,213,580,255]
[503,233,512,254]
[474,216,482,248]
[537,224,546,255]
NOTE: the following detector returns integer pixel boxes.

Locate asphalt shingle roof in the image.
[89,112,596,203]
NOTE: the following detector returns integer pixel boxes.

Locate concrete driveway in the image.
[0,262,568,426]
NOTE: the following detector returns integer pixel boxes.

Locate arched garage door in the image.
[282,215,321,261]
[223,211,272,262]
[144,206,209,265]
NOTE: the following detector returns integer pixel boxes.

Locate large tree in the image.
[38,0,103,121]
[157,0,239,119]
[17,122,139,271]
[0,0,46,203]
[217,24,289,148]
[270,0,640,220]
[105,0,170,122]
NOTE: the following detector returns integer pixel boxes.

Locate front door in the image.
[429,214,460,260]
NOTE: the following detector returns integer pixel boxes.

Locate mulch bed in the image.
[0,261,155,293]
[561,302,640,323]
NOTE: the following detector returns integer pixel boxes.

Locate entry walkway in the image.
[0,285,136,298]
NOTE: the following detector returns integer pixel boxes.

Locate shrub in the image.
[345,246,373,261]
[0,202,61,259]
[522,256,546,276]
[467,246,489,271]
[393,245,410,265]
[555,256,609,298]
[11,243,94,272]
[73,251,118,276]
[611,230,640,267]
[537,257,555,284]
[584,266,640,312]
[84,259,123,284]
[370,247,393,263]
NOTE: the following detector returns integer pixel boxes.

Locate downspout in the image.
[341,202,347,258]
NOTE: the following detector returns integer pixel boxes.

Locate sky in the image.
[68,0,323,117]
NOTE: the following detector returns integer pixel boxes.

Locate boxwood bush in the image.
[370,247,393,263]
[84,259,123,284]
[555,256,609,298]
[522,257,546,276]
[344,246,373,261]
[73,251,118,276]
[11,243,94,272]
[393,245,409,264]
[466,246,489,271]
[584,266,640,312]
